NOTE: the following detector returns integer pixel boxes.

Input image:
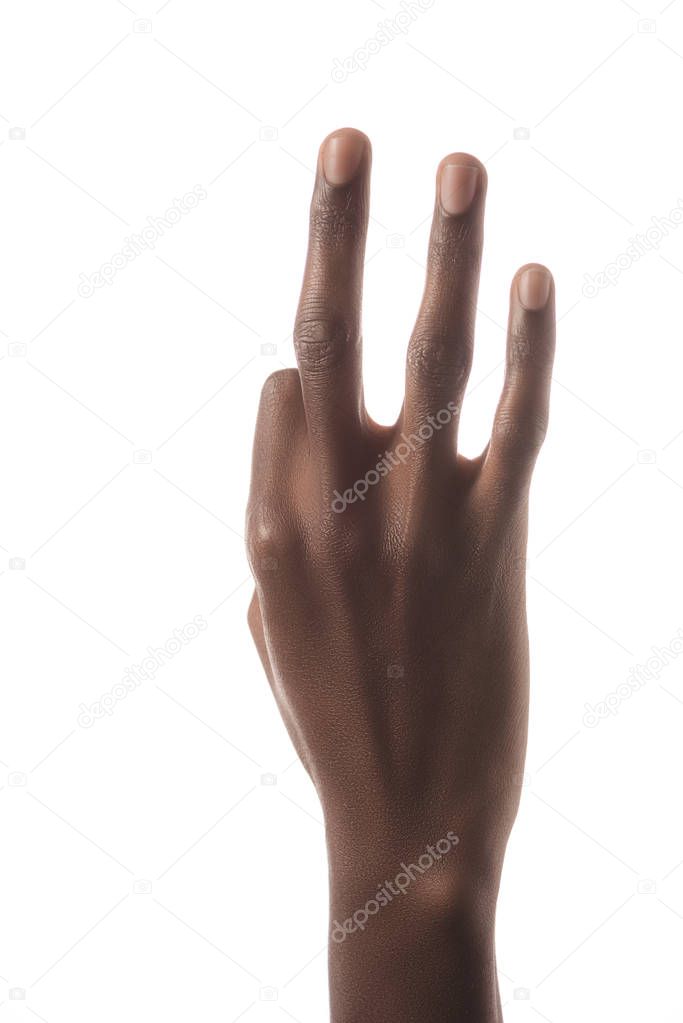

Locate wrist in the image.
[327,889,501,1023]
[324,810,503,921]
[325,820,503,1021]
[329,855,497,953]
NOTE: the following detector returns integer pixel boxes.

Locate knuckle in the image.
[293,311,355,375]
[507,325,552,370]
[493,409,548,458]
[310,186,364,244]
[246,504,300,577]
[429,220,479,270]
[407,324,471,389]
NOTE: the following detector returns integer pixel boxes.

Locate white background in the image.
[1,0,683,1020]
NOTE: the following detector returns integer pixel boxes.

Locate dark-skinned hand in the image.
[247,127,555,1022]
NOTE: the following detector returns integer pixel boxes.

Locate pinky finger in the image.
[483,264,555,491]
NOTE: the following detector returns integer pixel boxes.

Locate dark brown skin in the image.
[246,128,555,1022]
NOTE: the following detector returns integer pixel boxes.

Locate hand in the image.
[246,127,555,1022]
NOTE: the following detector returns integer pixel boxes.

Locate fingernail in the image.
[322,132,365,186]
[518,268,551,311]
[440,163,479,216]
